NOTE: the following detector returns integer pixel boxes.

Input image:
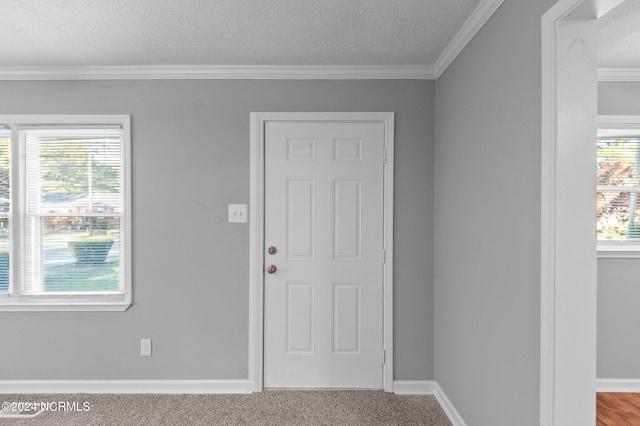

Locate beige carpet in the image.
[0,390,453,425]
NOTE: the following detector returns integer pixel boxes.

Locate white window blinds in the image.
[0,128,9,295]
[22,128,124,294]
[597,133,640,241]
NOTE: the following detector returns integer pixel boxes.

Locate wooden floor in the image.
[597,393,640,425]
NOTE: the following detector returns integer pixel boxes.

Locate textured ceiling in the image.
[0,0,483,67]
[598,0,640,68]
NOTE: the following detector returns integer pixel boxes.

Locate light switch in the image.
[228,204,248,223]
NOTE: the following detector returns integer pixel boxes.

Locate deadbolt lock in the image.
[267,246,277,255]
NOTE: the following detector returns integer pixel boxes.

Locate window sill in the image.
[0,298,131,312]
[598,243,640,259]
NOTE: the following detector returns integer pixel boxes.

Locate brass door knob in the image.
[267,246,277,255]
[267,265,277,274]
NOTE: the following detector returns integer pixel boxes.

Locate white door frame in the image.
[248,112,395,392]
[541,0,624,424]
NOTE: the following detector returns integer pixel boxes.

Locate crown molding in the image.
[598,68,640,81]
[0,65,437,81]
[433,0,505,78]
[0,1,505,81]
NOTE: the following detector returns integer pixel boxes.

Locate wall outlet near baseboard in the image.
[140,339,152,357]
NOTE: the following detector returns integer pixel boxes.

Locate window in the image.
[598,115,640,258]
[0,115,131,310]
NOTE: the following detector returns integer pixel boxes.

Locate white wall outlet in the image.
[140,338,152,357]
[228,204,248,223]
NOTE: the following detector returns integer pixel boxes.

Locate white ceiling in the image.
[598,0,640,69]
[0,0,484,68]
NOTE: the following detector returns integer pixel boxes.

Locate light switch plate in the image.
[228,204,248,223]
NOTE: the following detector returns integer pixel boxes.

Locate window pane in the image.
[597,137,640,187]
[41,218,120,292]
[0,130,9,294]
[597,190,640,240]
[27,130,121,215]
[23,129,123,294]
[0,232,7,295]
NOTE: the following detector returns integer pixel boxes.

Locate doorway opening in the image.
[541,0,625,423]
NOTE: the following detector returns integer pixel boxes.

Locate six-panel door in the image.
[264,121,385,388]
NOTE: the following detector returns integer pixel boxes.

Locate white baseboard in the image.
[597,379,640,393]
[433,382,467,426]
[393,380,437,395]
[0,380,255,394]
[393,380,466,426]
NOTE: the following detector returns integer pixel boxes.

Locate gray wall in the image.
[434,0,554,424]
[597,259,640,378]
[598,81,640,379]
[0,80,435,381]
[599,81,640,116]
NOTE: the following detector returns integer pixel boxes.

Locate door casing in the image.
[249,112,395,392]
[541,0,624,423]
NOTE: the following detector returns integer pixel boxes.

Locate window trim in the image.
[597,115,640,258]
[0,115,131,311]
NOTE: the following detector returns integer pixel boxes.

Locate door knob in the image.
[267,246,277,255]
[267,265,277,274]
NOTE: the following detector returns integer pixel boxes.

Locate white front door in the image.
[263,121,385,388]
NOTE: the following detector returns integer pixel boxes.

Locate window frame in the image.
[0,115,131,311]
[597,115,640,259]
